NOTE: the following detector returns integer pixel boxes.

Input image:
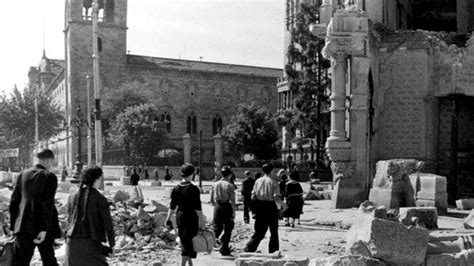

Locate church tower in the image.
[64,0,127,163]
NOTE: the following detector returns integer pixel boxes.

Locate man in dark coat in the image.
[241,170,255,224]
[9,149,61,266]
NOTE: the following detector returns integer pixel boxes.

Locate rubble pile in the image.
[106,190,181,264]
[311,201,474,266]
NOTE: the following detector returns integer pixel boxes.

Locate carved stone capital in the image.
[331,161,356,183]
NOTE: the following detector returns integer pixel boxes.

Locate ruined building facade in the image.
[28,0,281,168]
[313,0,474,207]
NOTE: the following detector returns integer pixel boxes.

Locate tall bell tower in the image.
[64,0,127,164]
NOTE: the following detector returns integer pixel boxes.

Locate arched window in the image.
[212,115,223,135]
[187,113,197,134]
[159,112,172,133]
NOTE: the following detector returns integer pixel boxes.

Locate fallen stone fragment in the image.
[113,190,130,203]
[463,209,474,229]
[304,190,321,201]
[309,255,387,266]
[235,257,309,266]
[424,249,474,265]
[346,202,429,265]
[151,200,169,213]
[456,198,474,210]
[398,207,438,229]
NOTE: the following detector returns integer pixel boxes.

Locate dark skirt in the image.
[65,238,108,266]
[176,210,199,258]
[283,194,304,219]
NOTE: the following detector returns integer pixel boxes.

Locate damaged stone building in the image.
[306,0,474,207]
[27,0,281,168]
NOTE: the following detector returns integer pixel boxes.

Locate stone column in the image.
[322,9,369,208]
[214,133,223,168]
[183,134,191,163]
[329,52,348,141]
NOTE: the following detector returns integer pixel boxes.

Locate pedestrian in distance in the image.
[241,170,255,224]
[65,166,115,265]
[277,169,288,222]
[130,168,140,186]
[210,166,236,256]
[61,166,68,182]
[164,166,172,181]
[165,163,206,266]
[9,148,62,266]
[244,163,287,254]
[153,168,159,180]
[283,170,304,227]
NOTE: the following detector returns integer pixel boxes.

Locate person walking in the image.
[130,168,140,186]
[61,166,68,182]
[244,163,286,254]
[210,166,235,256]
[241,170,255,224]
[164,166,172,181]
[65,166,115,265]
[165,163,205,266]
[9,149,62,266]
[283,170,304,227]
[277,169,288,223]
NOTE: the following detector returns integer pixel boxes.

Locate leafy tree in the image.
[109,103,168,165]
[0,86,64,167]
[282,2,331,166]
[222,102,279,160]
[102,81,154,138]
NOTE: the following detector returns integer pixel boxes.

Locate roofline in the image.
[127,53,282,72]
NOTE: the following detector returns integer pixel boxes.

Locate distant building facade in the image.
[27,0,281,168]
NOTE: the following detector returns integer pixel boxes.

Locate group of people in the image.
[128,165,174,185]
[9,149,115,265]
[9,148,304,266]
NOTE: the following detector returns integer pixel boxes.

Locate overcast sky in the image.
[0,0,284,95]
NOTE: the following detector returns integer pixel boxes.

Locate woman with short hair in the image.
[165,163,205,266]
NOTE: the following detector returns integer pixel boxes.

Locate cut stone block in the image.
[121,176,131,186]
[235,257,308,266]
[368,188,391,209]
[398,207,438,229]
[309,255,387,266]
[463,209,474,229]
[424,249,474,266]
[409,173,447,194]
[346,203,429,265]
[456,198,474,210]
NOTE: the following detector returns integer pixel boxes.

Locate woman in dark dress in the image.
[65,166,115,266]
[165,163,205,266]
[283,170,304,227]
[130,168,140,186]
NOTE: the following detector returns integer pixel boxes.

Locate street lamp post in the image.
[70,106,88,180]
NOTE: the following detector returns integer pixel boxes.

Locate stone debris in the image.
[409,173,447,213]
[456,198,474,210]
[463,209,474,229]
[398,207,438,229]
[346,201,429,265]
[424,249,474,266]
[236,251,309,266]
[309,255,387,266]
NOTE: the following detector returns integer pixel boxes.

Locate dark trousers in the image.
[243,198,253,223]
[213,202,234,254]
[13,233,58,266]
[245,200,279,253]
